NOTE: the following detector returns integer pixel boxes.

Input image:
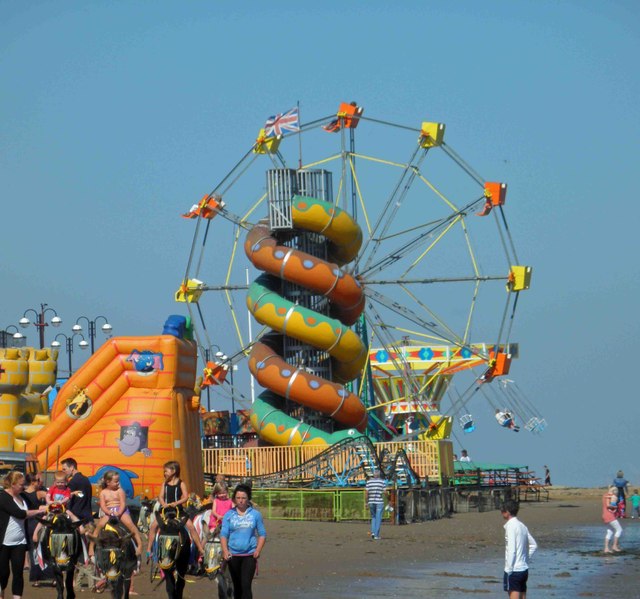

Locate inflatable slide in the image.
[26,333,203,499]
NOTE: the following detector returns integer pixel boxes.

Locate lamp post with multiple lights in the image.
[71,316,112,354]
[51,333,87,377]
[18,304,62,348]
[0,326,24,348]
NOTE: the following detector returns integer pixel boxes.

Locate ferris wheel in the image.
[177,101,534,446]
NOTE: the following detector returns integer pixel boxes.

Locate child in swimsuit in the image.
[90,470,142,558]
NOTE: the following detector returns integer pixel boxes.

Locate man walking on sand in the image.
[365,469,386,540]
[501,500,537,598]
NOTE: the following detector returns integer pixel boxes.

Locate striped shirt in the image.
[365,476,386,504]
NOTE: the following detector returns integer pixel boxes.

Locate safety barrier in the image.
[202,439,452,485]
[251,489,381,521]
[250,487,454,522]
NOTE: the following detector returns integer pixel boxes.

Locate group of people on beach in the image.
[0,458,266,599]
[0,458,93,599]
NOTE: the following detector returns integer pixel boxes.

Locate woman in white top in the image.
[0,471,46,599]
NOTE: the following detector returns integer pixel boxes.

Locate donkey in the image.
[94,518,138,599]
[35,505,85,599]
[149,506,192,599]
[193,509,233,599]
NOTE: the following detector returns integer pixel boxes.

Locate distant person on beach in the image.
[629,489,640,519]
[460,450,472,463]
[501,499,537,598]
[612,471,629,517]
[495,409,520,432]
[544,466,551,486]
[603,486,623,553]
[365,469,386,540]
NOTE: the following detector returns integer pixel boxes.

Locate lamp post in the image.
[18,304,62,348]
[72,315,112,354]
[51,333,86,377]
[1,326,24,348]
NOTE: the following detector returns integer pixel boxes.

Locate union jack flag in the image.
[264,106,300,138]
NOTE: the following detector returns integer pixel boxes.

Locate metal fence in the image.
[251,488,381,522]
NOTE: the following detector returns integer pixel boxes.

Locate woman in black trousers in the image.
[0,471,45,599]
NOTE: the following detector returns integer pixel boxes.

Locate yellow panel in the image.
[175,278,205,303]
[508,265,532,291]
[420,122,445,147]
[253,128,283,154]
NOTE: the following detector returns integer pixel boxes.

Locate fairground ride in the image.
[176,101,539,448]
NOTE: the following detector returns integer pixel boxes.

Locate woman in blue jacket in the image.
[220,484,266,599]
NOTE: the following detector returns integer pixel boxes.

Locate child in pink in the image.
[208,483,233,531]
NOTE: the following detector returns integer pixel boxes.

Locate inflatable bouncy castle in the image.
[26,317,203,499]
[0,347,57,451]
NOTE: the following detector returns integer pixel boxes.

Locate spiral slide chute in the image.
[250,391,362,446]
[245,196,367,446]
[247,275,367,383]
[245,221,365,325]
[248,339,367,431]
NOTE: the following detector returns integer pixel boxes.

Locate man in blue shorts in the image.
[501,499,537,598]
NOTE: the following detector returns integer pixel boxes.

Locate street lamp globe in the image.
[78,339,89,350]
[72,324,82,333]
[18,317,30,328]
[51,340,62,348]
[101,323,113,334]
[12,332,24,340]
[51,316,62,327]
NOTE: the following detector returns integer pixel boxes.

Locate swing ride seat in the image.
[459,414,475,433]
[524,417,547,434]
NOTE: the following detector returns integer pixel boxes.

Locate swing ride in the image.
[177,101,541,447]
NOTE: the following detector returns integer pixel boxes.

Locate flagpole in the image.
[297,100,303,170]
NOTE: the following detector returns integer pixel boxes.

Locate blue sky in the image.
[2,1,638,487]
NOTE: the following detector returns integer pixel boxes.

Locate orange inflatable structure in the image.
[26,333,202,499]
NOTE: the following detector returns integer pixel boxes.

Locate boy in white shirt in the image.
[501,500,537,598]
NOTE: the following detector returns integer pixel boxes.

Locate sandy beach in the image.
[26,488,639,598]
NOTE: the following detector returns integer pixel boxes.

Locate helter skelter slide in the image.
[177,101,540,447]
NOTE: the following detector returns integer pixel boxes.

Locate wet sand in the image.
[26,488,639,598]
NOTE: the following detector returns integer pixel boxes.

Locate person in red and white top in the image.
[501,500,537,598]
[603,486,623,553]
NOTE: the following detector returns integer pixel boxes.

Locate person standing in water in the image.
[501,500,537,598]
